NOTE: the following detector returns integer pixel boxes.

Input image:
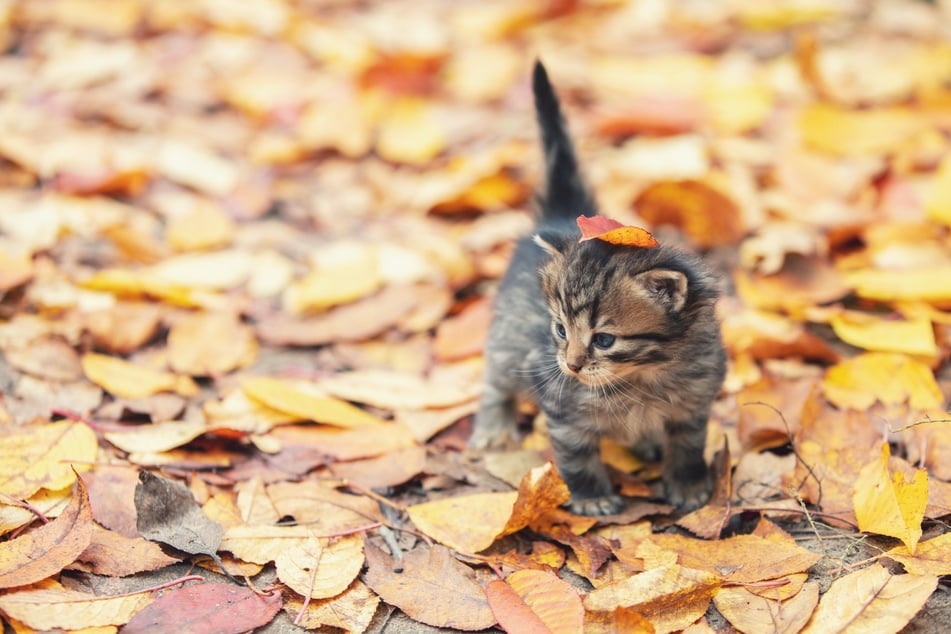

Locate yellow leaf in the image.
[103,421,210,454]
[853,443,927,554]
[702,82,773,134]
[822,352,944,410]
[281,247,381,315]
[221,524,314,565]
[801,564,936,634]
[319,369,480,410]
[275,534,364,599]
[376,98,446,165]
[925,152,951,228]
[407,491,518,553]
[166,203,235,252]
[0,422,97,498]
[0,586,151,630]
[798,104,928,156]
[241,377,386,428]
[885,532,951,576]
[81,353,179,399]
[286,579,380,632]
[80,268,204,308]
[846,266,951,307]
[829,312,938,357]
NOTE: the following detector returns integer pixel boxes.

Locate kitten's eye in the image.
[554,323,567,339]
[592,333,616,349]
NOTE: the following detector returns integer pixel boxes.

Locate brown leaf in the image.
[134,471,223,562]
[714,582,819,634]
[363,542,496,631]
[285,579,380,632]
[0,582,151,630]
[122,583,282,634]
[73,523,179,576]
[167,311,258,376]
[0,475,94,588]
[434,297,493,362]
[3,335,83,382]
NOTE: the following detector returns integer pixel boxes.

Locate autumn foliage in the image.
[1,0,951,632]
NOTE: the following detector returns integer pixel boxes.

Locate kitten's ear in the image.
[635,269,688,312]
[533,231,569,258]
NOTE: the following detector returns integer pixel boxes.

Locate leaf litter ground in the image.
[2,0,951,632]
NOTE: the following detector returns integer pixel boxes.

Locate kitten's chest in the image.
[583,386,671,444]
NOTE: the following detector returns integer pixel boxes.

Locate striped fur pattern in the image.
[470,62,726,515]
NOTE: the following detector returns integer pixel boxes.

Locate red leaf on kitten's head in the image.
[577,215,659,248]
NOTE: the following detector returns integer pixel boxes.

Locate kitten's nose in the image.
[566,362,583,374]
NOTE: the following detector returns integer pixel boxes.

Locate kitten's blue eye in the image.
[554,323,567,339]
[592,333,616,349]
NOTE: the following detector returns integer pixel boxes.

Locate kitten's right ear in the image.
[533,231,569,258]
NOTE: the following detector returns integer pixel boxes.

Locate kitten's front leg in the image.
[662,415,711,511]
[470,382,519,450]
[548,422,622,516]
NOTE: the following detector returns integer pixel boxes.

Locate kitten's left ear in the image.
[635,269,688,312]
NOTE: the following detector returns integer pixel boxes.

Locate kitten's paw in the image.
[468,425,520,451]
[664,474,712,512]
[568,494,624,516]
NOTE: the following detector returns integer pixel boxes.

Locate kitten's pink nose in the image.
[566,362,583,373]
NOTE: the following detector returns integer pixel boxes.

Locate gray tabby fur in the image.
[469,61,726,516]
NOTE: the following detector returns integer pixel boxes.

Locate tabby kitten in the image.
[469,61,726,516]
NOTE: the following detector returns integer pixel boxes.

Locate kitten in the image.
[469,61,726,516]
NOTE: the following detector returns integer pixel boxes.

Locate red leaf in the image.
[576,216,658,248]
[122,583,282,634]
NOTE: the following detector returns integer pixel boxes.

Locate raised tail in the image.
[532,61,597,225]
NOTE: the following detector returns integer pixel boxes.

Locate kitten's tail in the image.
[532,60,596,225]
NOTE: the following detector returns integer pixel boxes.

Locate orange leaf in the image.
[577,216,658,248]
[0,475,94,588]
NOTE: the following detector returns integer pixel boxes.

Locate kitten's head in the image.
[534,233,717,387]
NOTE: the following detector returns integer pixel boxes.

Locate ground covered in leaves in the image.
[2,0,951,632]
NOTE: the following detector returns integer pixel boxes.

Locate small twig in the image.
[333,478,405,512]
[111,574,205,598]
[293,539,322,626]
[742,401,824,507]
[50,408,109,433]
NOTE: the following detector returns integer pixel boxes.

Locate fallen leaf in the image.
[0,421,97,498]
[282,246,381,314]
[220,524,315,565]
[642,533,822,585]
[166,311,258,376]
[798,104,928,157]
[0,474,93,588]
[81,353,187,399]
[854,443,928,554]
[330,445,427,489]
[286,579,380,632]
[800,564,937,634]
[885,532,951,576]
[319,369,480,410]
[822,352,944,410]
[3,335,83,382]
[241,376,386,428]
[0,583,151,630]
[714,582,819,634]
[363,542,496,631]
[829,311,938,358]
[165,202,236,252]
[275,534,364,599]
[433,297,493,362]
[407,491,518,553]
[577,215,658,248]
[73,523,180,576]
[376,98,447,165]
[634,181,743,247]
[846,266,951,307]
[584,565,721,634]
[104,421,212,454]
[134,471,225,568]
[487,568,584,634]
[83,302,162,355]
[122,583,282,634]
